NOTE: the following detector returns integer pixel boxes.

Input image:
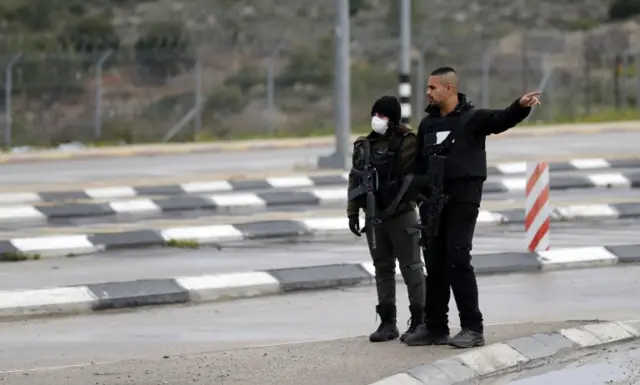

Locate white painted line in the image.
[500,177,526,191]
[586,173,631,187]
[312,188,346,201]
[0,287,96,311]
[209,193,265,207]
[108,199,160,213]
[0,192,41,204]
[175,272,281,302]
[180,180,233,193]
[0,205,46,220]
[11,235,94,252]
[85,186,137,199]
[496,162,527,174]
[537,246,618,267]
[556,204,619,219]
[160,225,244,242]
[570,158,610,169]
[477,211,504,223]
[302,217,348,231]
[266,176,314,188]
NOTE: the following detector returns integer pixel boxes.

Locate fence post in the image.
[194,57,202,137]
[635,52,640,110]
[524,56,552,123]
[525,162,551,252]
[412,49,425,123]
[481,50,492,108]
[4,54,21,148]
[265,40,284,133]
[94,49,113,141]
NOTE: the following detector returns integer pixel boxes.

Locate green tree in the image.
[134,21,194,83]
[13,0,55,31]
[350,0,370,17]
[58,15,120,54]
[277,36,334,88]
[609,0,640,20]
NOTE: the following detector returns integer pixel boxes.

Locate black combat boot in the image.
[369,304,399,342]
[403,324,450,346]
[400,305,424,342]
[448,329,485,348]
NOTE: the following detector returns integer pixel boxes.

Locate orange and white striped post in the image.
[525,162,551,251]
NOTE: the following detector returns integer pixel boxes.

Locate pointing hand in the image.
[519,91,542,107]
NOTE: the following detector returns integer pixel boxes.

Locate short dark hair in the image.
[430,67,456,76]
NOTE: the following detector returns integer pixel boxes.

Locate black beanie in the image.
[371,95,401,125]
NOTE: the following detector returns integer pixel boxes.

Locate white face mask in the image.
[371,116,388,135]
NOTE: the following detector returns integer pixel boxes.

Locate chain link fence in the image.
[1,21,640,147]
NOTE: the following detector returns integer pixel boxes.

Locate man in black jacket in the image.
[403,67,541,348]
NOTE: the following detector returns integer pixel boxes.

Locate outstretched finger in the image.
[525,91,542,97]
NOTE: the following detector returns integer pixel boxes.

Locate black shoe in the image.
[448,329,485,349]
[369,304,399,342]
[400,305,423,342]
[403,325,450,346]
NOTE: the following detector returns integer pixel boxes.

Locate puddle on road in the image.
[480,343,640,385]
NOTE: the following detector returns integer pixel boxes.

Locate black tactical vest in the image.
[353,132,406,208]
[420,108,488,181]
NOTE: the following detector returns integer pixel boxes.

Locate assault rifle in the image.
[412,155,448,248]
[347,139,382,249]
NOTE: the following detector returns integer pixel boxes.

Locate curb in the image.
[2,157,639,204]
[369,321,640,384]
[2,208,640,257]
[1,244,639,320]
[5,182,640,223]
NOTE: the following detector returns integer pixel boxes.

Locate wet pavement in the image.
[483,339,640,384]
[1,258,640,382]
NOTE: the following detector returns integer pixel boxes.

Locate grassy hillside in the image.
[0,0,638,147]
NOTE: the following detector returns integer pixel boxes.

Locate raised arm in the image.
[471,91,541,136]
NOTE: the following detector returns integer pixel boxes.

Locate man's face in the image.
[426,75,453,106]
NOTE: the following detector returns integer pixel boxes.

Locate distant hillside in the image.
[1,0,639,146]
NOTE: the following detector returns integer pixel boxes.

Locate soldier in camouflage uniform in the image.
[347,95,426,344]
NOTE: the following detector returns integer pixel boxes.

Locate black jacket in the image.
[416,93,531,204]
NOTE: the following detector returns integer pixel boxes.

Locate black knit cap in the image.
[371,95,401,125]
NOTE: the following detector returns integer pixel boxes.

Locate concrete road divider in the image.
[369,321,640,384]
[1,157,638,205]
[2,184,640,223]
[2,206,640,257]
[0,244,638,321]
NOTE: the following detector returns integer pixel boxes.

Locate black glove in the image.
[348,215,361,237]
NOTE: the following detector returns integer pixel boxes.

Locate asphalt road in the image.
[0,130,639,187]
[1,264,640,384]
[1,219,639,291]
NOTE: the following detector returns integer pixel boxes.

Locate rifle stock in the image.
[347,139,381,249]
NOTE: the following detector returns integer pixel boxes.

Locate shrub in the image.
[134,21,194,82]
[609,0,640,21]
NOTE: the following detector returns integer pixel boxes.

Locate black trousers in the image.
[366,209,425,307]
[422,202,484,334]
